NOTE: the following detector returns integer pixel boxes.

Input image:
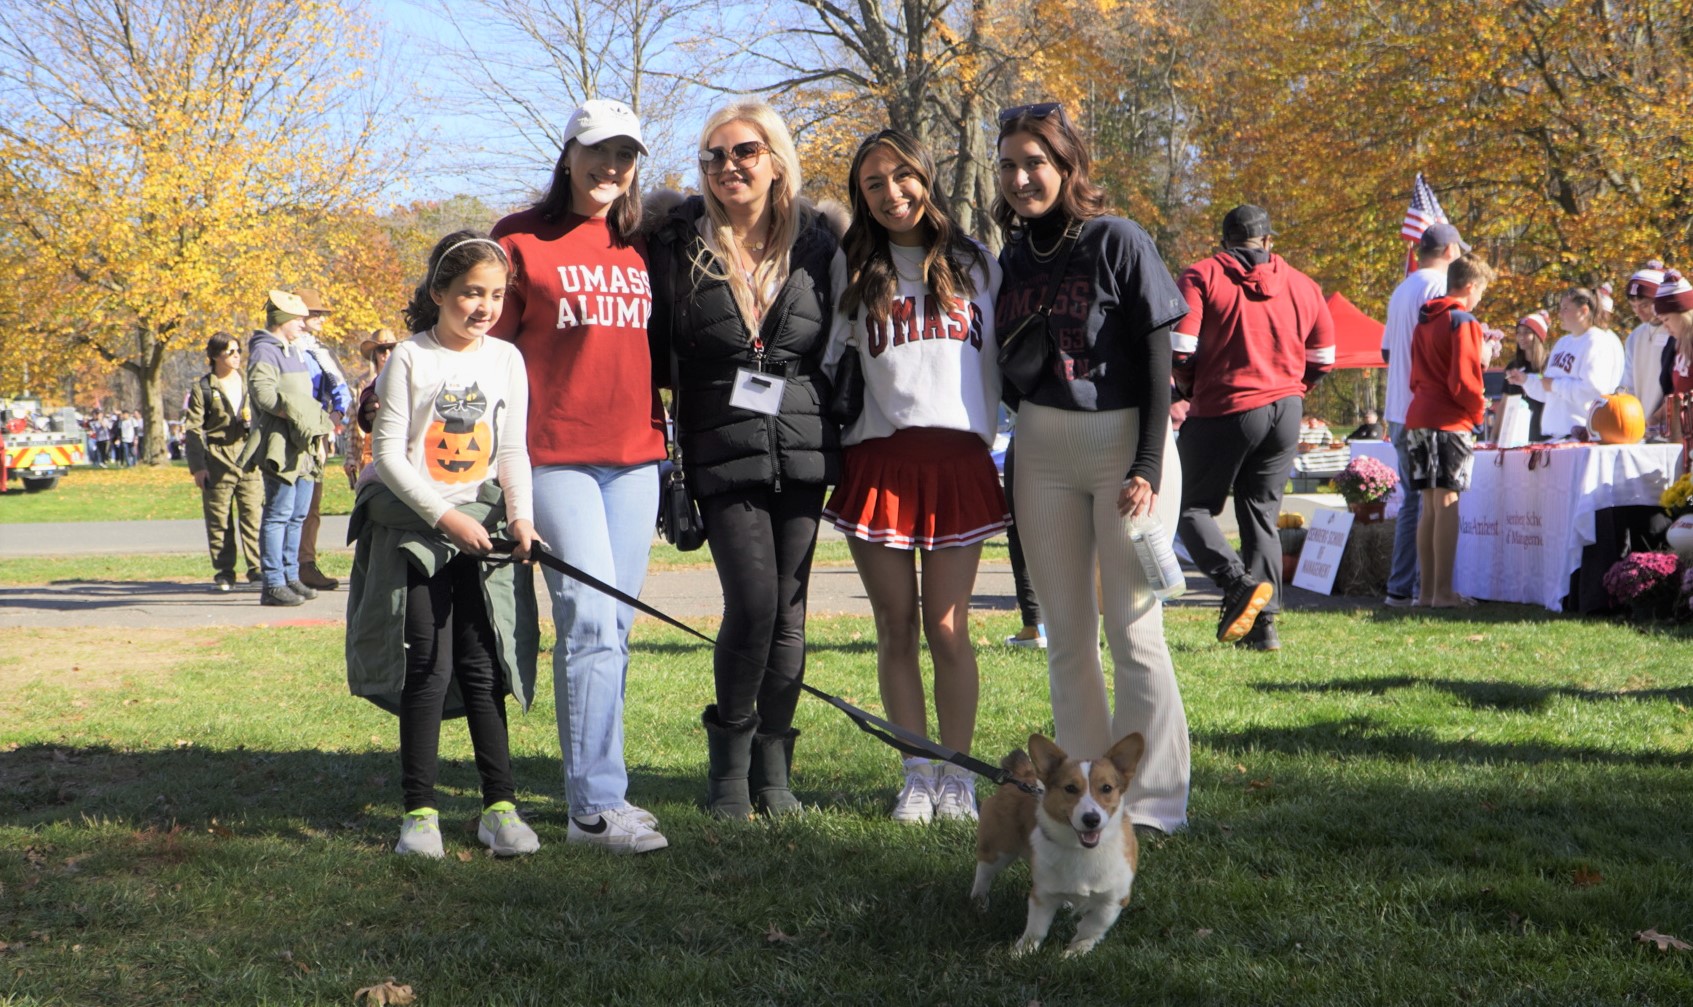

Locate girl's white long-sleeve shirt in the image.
[370,330,533,527]
[1521,326,1624,438]
[823,242,1002,447]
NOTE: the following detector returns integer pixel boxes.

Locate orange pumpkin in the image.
[425,420,491,484]
[1587,393,1646,444]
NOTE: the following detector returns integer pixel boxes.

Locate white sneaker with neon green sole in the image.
[478,801,540,856]
[395,809,445,858]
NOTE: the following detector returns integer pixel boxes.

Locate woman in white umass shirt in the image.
[823,129,1006,823]
[1511,287,1624,439]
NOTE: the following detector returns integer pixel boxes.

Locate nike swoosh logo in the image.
[572,816,607,835]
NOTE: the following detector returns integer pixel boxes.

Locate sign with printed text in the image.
[1292,508,1355,595]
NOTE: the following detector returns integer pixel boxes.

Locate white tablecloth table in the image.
[1453,443,1682,611]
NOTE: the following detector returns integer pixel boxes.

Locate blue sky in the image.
[367,0,750,209]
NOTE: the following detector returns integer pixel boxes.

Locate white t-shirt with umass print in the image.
[824,242,1003,447]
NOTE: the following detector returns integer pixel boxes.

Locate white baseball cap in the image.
[564,99,649,156]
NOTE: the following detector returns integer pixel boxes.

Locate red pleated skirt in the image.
[824,427,1009,550]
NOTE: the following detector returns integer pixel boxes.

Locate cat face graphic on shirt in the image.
[425,382,493,483]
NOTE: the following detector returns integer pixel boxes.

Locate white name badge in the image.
[729,368,786,416]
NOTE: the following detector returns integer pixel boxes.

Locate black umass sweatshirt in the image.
[995,210,1188,492]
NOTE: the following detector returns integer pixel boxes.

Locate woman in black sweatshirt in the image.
[993,103,1190,834]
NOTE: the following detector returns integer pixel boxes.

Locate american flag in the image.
[1401,173,1446,275]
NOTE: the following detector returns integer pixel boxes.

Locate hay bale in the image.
[1333,519,1395,597]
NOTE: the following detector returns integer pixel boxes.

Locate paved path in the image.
[1,499,1363,630]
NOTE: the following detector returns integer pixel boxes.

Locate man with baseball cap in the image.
[290,287,352,591]
[1172,204,1335,651]
[1381,220,1469,607]
[239,289,335,607]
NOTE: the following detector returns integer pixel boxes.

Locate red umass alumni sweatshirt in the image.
[490,209,666,467]
[1405,295,1486,433]
[1170,251,1335,418]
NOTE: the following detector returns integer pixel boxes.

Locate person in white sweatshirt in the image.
[1619,262,1670,428]
[822,128,1005,824]
[1510,287,1624,439]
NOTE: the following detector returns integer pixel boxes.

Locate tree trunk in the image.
[120,324,172,466]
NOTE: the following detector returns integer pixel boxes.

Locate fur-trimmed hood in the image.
[640,189,848,242]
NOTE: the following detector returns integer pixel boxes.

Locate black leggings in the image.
[1002,437,1042,628]
[698,483,825,733]
[399,552,515,812]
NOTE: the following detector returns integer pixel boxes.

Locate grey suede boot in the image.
[749,728,802,816]
[702,705,756,820]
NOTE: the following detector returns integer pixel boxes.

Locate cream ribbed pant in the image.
[1012,402,1191,832]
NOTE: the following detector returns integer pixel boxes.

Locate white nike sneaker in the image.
[566,805,669,854]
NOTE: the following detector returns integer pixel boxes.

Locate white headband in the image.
[428,237,508,288]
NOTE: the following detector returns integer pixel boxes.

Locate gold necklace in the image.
[1028,220,1079,262]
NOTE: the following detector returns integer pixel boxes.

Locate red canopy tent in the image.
[1324,292,1386,369]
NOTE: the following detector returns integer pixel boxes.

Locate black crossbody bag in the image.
[997,222,1083,396]
[656,255,707,552]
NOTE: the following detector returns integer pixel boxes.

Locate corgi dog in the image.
[970,732,1145,957]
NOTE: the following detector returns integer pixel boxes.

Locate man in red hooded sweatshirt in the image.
[1172,205,1335,651]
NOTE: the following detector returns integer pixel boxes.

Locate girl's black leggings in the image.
[399,552,516,812]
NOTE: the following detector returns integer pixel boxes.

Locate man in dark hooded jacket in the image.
[1171,205,1335,651]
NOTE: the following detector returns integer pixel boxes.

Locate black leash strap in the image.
[486,540,1035,794]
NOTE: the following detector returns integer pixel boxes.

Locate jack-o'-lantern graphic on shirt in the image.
[425,382,494,484]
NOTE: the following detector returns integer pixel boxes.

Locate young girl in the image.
[647,101,841,819]
[1511,287,1625,439]
[993,103,1190,834]
[351,229,542,858]
[823,128,1005,822]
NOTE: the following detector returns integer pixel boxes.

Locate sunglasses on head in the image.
[699,140,769,175]
[998,102,1065,125]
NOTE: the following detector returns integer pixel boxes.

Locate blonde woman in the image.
[647,101,843,819]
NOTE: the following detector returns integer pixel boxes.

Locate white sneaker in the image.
[478,801,540,856]
[891,761,938,824]
[1383,594,1417,608]
[394,809,445,858]
[621,803,658,828]
[933,764,979,821]
[1005,625,1047,649]
[567,805,669,854]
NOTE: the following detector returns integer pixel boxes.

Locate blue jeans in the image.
[531,462,660,817]
[1386,422,1421,598]
[260,474,315,588]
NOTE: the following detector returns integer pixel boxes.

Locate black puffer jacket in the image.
[648,195,842,498]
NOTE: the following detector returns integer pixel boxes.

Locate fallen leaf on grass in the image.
[1635,929,1692,952]
[1572,866,1602,888]
[1195,928,1214,939]
[1247,777,1273,791]
[455,850,474,863]
[1233,763,1247,774]
[279,950,311,974]
[1466,634,1487,643]
[764,924,796,945]
[354,979,416,1005]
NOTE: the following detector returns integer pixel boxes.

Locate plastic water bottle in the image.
[1128,515,1186,600]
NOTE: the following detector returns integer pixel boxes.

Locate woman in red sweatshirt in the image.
[490,100,669,855]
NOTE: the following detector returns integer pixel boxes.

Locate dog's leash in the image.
[485,539,1038,795]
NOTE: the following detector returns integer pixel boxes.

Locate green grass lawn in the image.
[0,461,358,523]
[3,608,1691,1005]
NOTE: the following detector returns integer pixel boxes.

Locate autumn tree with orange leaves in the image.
[0,0,405,463]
